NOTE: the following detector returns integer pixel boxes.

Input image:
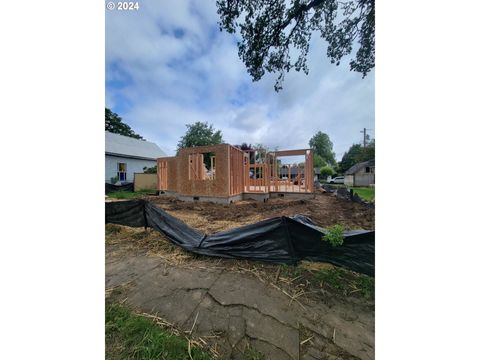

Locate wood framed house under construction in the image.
[157,144,314,204]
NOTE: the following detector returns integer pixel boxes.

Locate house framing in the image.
[157,144,314,204]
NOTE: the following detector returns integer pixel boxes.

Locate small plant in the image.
[244,348,265,360]
[313,267,374,299]
[323,224,344,247]
[314,268,346,290]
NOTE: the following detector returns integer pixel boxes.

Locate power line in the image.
[361,128,373,147]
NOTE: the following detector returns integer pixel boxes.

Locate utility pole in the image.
[361,128,373,147]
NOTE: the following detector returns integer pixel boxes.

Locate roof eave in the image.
[105,152,160,161]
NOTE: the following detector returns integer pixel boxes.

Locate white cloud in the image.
[106,0,374,161]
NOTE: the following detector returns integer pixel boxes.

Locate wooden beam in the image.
[269,149,310,157]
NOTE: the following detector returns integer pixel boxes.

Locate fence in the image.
[134,173,157,192]
[105,199,375,276]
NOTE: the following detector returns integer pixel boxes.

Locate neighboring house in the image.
[105,131,166,183]
[279,165,304,179]
[344,159,375,187]
[279,165,324,182]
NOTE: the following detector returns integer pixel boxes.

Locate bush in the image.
[143,165,157,174]
[323,224,344,247]
[319,166,334,178]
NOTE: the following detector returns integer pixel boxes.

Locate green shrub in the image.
[143,165,157,174]
[319,165,334,178]
[323,224,344,247]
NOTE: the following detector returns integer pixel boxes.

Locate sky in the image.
[105,0,374,161]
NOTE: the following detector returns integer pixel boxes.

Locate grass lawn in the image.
[320,183,345,188]
[350,187,375,202]
[312,267,374,299]
[106,302,212,360]
[107,190,157,200]
[280,264,374,300]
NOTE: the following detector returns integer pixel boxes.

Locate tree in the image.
[338,143,363,173]
[217,0,374,91]
[235,142,257,164]
[363,138,375,159]
[337,140,374,173]
[313,154,327,168]
[177,122,223,152]
[177,122,224,170]
[105,108,144,140]
[235,142,253,151]
[143,165,157,174]
[309,131,336,165]
[319,165,334,178]
[253,143,269,163]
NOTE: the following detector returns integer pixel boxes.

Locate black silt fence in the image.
[105,182,134,194]
[105,199,374,276]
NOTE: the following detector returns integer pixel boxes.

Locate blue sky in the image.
[105,0,374,161]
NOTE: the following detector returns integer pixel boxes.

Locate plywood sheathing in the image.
[229,146,244,196]
[157,156,179,192]
[156,144,230,197]
[157,145,314,198]
[158,160,168,190]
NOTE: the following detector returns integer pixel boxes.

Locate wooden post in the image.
[288,165,291,192]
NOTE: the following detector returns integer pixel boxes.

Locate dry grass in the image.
[106,224,195,265]
[165,211,246,233]
[149,195,374,231]
[106,224,374,304]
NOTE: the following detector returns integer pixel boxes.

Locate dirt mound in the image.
[147,193,374,233]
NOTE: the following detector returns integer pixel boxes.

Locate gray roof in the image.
[105,131,166,160]
[279,166,304,176]
[345,159,375,175]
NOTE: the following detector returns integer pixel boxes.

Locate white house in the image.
[344,159,375,187]
[105,131,166,183]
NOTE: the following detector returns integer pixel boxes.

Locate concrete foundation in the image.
[243,192,270,202]
[269,192,315,200]
[156,191,315,204]
[177,194,243,205]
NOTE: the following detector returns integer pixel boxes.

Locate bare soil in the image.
[144,192,374,234]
